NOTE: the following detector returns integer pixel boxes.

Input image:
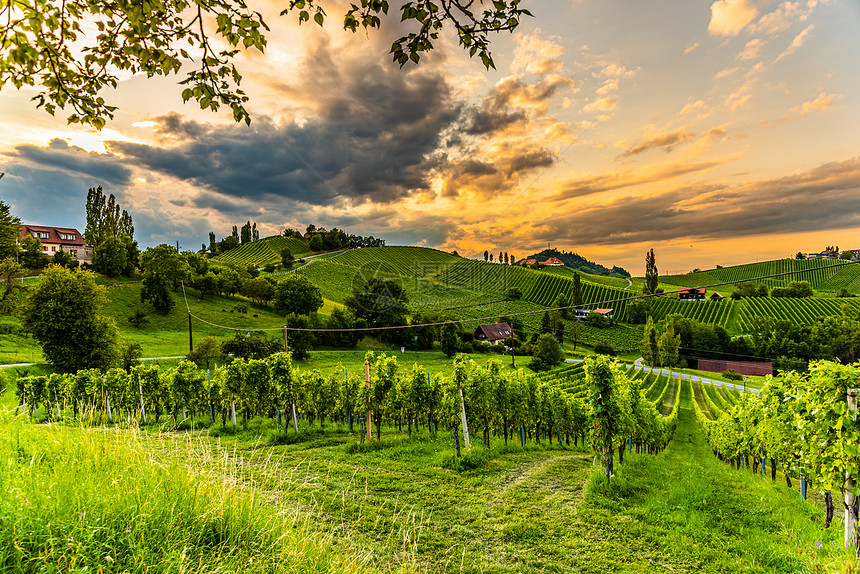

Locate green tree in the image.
[22,265,118,372]
[0,257,24,306]
[0,1,531,127]
[657,321,680,368]
[280,247,294,268]
[0,200,21,259]
[571,273,582,306]
[284,314,315,360]
[186,336,223,368]
[20,236,47,269]
[84,186,133,247]
[273,275,323,316]
[643,248,658,295]
[92,235,128,277]
[52,247,75,269]
[309,234,323,252]
[141,272,174,313]
[222,331,282,361]
[441,322,458,358]
[555,292,570,319]
[529,333,563,371]
[240,221,252,244]
[241,277,275,307]
[140,244,190,291]
[640,316,659,367]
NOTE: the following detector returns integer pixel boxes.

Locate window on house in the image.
[39,232,49,239]
[51,246,56,252]
[42,246,47,251]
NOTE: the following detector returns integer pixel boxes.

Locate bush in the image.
[506,287,522,300]
[593,342,615,356]
[722,369,743,381]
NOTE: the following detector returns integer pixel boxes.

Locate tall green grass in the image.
[0,406,416,573]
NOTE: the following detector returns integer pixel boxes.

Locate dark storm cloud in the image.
[108,36,461,208]
[8,138,133,186]
[0,166,116,230]
[538,157,860,245]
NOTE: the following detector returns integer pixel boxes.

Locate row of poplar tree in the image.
[14,353,679,464]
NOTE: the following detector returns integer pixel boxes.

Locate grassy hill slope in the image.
[213,235,310,266]
[661,258,848,292]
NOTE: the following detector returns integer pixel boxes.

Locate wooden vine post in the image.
[455,361,471,450]
[847,388,859,552]
[365,360,372,443]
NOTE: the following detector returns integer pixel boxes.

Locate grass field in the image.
[1,361,849,573]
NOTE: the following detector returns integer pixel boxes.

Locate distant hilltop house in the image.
[519,257,564,267]
[474,322,516,345]
[678,287,706,301]
[16,224,93,266]
[574,308,613,321]
[808,250,840,259]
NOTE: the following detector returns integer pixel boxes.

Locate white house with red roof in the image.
[540,257,564,266]
[17,225,93,266]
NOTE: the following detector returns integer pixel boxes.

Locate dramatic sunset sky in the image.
[1,0,859,275]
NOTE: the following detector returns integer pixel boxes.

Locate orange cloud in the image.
[775,24,814,62]
[621,129,697,157]
[738,38,766,60]
[783,91,841,119]
[583,96,618,113]
[708,0,759,36]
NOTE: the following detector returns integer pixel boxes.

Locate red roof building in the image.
[679,287,706,301]
[17,224,93,265]
[540,257,564,266]
[474,322,516,344]
[519,259,538,266]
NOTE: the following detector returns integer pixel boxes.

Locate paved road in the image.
[565,357,757,393]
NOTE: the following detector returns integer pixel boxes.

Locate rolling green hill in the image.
[213,235,311,266]
[661,258,848,292]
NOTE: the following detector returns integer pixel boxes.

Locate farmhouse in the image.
[541,257,564,266]
[474,322,516,344]
[519,258,537,266]
[17,224,93,266]
[679,287,706,301]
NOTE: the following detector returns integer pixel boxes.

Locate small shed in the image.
[475,322,516,344]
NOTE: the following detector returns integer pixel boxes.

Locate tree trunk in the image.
[825,491,835,528]
[771,458,777,481]
[375,413,382,440]
[618,442,624,465]
[408,414,412,437]
[785,472,792,488]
